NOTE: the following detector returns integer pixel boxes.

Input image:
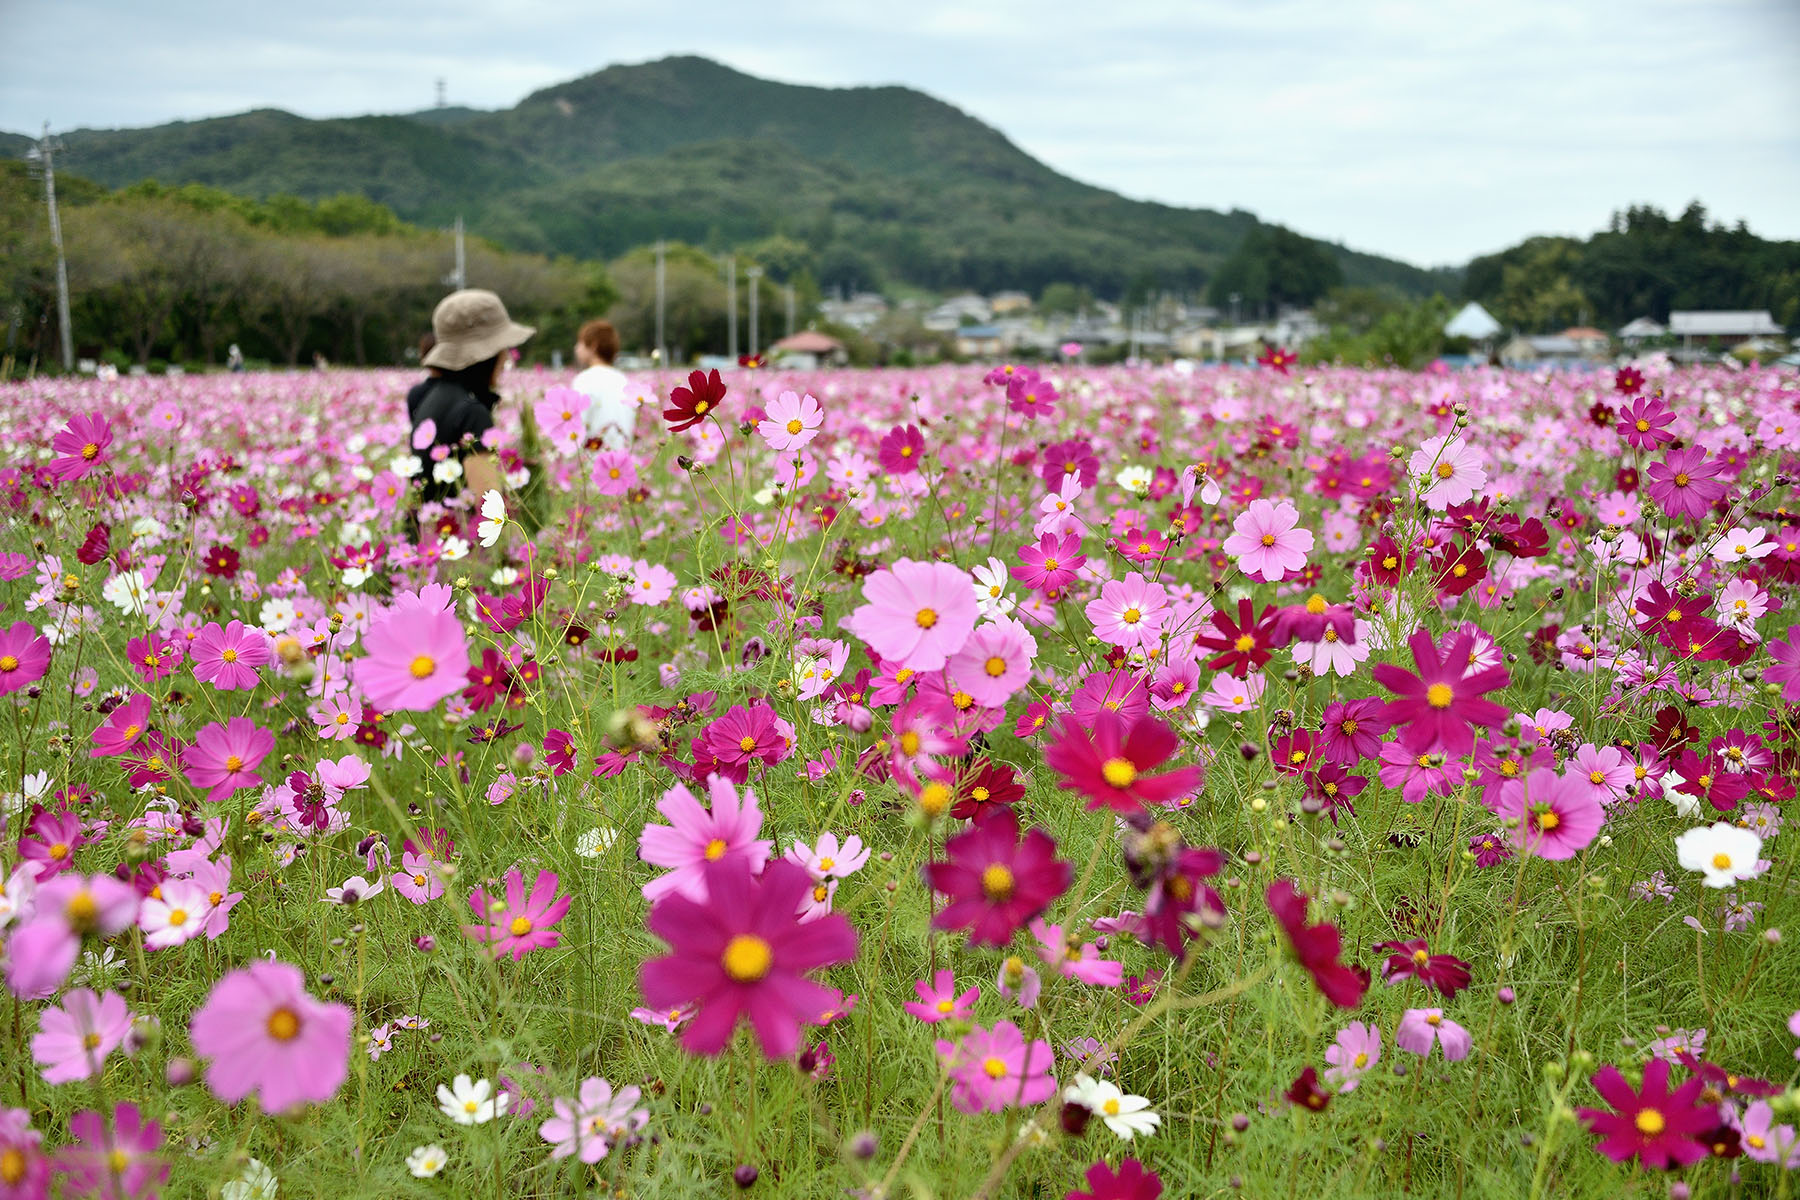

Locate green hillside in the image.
[7,56,1451,301]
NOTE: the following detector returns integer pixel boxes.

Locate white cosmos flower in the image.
[1062,1073,1161,1140]
[221,1159,278,1200]
[439,537,470,562]
[1675,823,1764,889]
[258,598,299,634]
[432,459,464,485]
[341,567,370,590]
[406,1144,448,1178]
[477,490,505,547]
[575,827,618,858]
[971,556,1016,617]
[438,1074,507,1125]
[490,567,520,587]
[1114,464,1153,493]
[389,453,423,479]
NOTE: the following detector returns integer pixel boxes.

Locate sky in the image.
[3,0,1797,267]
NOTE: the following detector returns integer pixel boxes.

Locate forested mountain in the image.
[5,56,1453,302]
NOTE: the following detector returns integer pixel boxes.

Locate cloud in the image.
[4,0,1796,264]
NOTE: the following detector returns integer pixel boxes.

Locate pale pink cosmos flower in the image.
[637,775,774,903]
[945,618,1038,708]
[1222,498,1314,582]
[1396,1008,1472,1061]
[1323,1021,1381,1092]
[1084,572,1169,651]
[845,558,979,671]
[32,989,132,1083]
[1567,743,1634,804]
[630,1004,696,1032]
[353,598,470,712]
[785,832,870,881]
[1034,475,1087,539]
[1201,671,1265,713]
[393,851,446,904]
[190,959,353,1114]
[1410,435,1487,510]
[1292,619,1372,678]
[139,879,212,950]
[903,969,979,1023]
[758,391,824,451]
[539,1077,648,1163]
[1712,525,1774,564]
[1030,919,1124,987]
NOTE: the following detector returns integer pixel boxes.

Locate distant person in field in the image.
[227,343,245,373]
[407,289,535,507]
[570,319,641,451]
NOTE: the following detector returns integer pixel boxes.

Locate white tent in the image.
[1444,302,1501,340]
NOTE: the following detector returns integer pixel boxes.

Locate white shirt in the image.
[571,364,643,452]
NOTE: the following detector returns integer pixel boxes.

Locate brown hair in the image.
[578,319,620,364]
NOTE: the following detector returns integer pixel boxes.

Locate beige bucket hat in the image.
[422,289,535,370]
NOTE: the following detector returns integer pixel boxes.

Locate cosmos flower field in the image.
[1,357,1798,1199]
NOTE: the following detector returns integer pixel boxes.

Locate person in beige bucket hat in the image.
[405,289,536,510]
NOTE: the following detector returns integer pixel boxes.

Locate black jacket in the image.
[407,375,498,504]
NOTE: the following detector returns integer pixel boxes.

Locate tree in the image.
[1207,225,1343,313]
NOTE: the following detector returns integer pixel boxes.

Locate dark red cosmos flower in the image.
[1375,938,1472,999]
[541,729,576,776]
[949,758,1025,822]
[1258,345,1297,374]
[1615,365,1645,394]
[1432,542,1487,598]
[1266,878,1366,1009]
[1365,536,1415,588]
[1271,730,1320,777]
[1486,514,1550,558]
[1575,1058,1712,1169]
[1672,1052,1781,1102]
[1135,846,1224,957]
[1372,629,1511,757]
[77,522,112,566]
[1587,401,1615,428]
[664,368,727,433]
[202,543,239,579]
[1634,581,1712,645]
[925,809,1070,947]
[1286,1066,1332,1111]
[463,648,514,711]
[1195,598,1278,679]
[1043,710,1202,813]
[1065,1158,1163,1200]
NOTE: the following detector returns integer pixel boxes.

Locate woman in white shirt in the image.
[571,319,641,452]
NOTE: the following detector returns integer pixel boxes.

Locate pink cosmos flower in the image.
[463,869,571,960]
[1222,498,1313,581]
[945,618,1038,708]
[1029,919,1123,986]
[758,390,824,451]
[877,424,925,474]
[591,450,637,494]
[1396,1008,1472,1061]
[639,857,858,1059]
[903,969,979,1023]
[1323,1021,1381,1092]
[32,988,132,1084]
[18,807,87,878]
[1645,446,1728,522]
[538,1076,648,1164]
[392,851,445,904]
[784,832,870,882]
[1084,571,1169,651]
[189,959,353,1114]
[0,620,51,696]
[1616,394,1677,449]
[936,1020,1056,1113]
[1012,531,1085,592]
[846,558,978,671]
[47,414,113,482]
[638,775,774,903]
[55,1103,167,1199]
[1372,628,1511,756]
[926,809,1071,946]
[188,620,271,691]
[1007,373,1058,418]
[1567,743,1634,803]
[1575,1058,1712,1169]
[353,600,471,712]
[184,717,274,802]
[89,694,152,758]
[1409,435,1486,510]
[1493,767,1606,860]
[1735,1100,1800,1167]
[4,873,138,1000]
[1762,625,1800,701]
[0,1108,49,1198]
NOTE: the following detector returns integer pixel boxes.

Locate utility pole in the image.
[725,255,738,361]
[29,125,74,372]
[745,266,763,359]
[785,283,795,340]
[452,216,466,290]
[654,239,667,365]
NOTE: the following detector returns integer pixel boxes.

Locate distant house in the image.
[770,330,847,369]
[1669,310,1783,347]
[1562,327,1610,355]
[925,294,993,332]
[818,292,888,332]
[1443,302,1501,342]
[1500,334,1597,367]
[955,324,1005,359]
[990,291,1032,316]
[1617,316,1667,343]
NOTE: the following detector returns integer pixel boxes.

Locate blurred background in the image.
[3,0,1797,373]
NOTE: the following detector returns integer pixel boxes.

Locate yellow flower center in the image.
[0,656,16,672]
[224,755,244,772]
[1435,462,1454,479]
[409,655,435,679]
[981,863,1016,901]
[722,934,772,982]
[704,838,728,861]
[1353,1052,1368,1068]
[900,731,921,756]
[48,841,70,861]
[738,735,758,753]
[1103,1098,1121,1115]
[0,1148,25,1184]
[1260,533,1276,546]
[1634,1109,1665,1135]
[983,1057,1008,1079]
[1233,634,1255,653]
[509,916,533,936]
[984,656,1007,677]
[936,998,955,1014]
[786,419,803,435]
[1122,607,1141,624]
[1425,683,1454,708]
[1102,758,1138,788]
[267,1008,301,1041]
[918,782,950,816]
[916,608,938,629]
[1711,853,1732,870]
[81,442,100,461]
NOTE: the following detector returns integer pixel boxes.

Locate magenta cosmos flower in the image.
[55,1103,166,1200]
[936,1020,1056,1113]
[1013,531,1085,592]
[925,809,1071,946]
[1492,768,1605,860]
[184,716,274,802]
[639,857,857,1059]
[757,390,823,451]
[903,969,979,1023]
[1372,628,1510,756]
[4,873,138,1000]
[47,414,113,482]
[463,869,572,960]
[877,424,925,474]
[638,775,773,904]
[189,960,353,1114]
[1043,709,1202,813]
[1575,1058,1712,1169]
[846,558,978,671]
[0,620,51,697]
[1762,625,1800,701]
[1067,1158,1163,1200]
[189,620,271,692]
[1222,498,1314,582]
[1083,571,1169,651]
[1645,446,1729,522]
[1616,394,1674,448]
[353,604,471,712]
